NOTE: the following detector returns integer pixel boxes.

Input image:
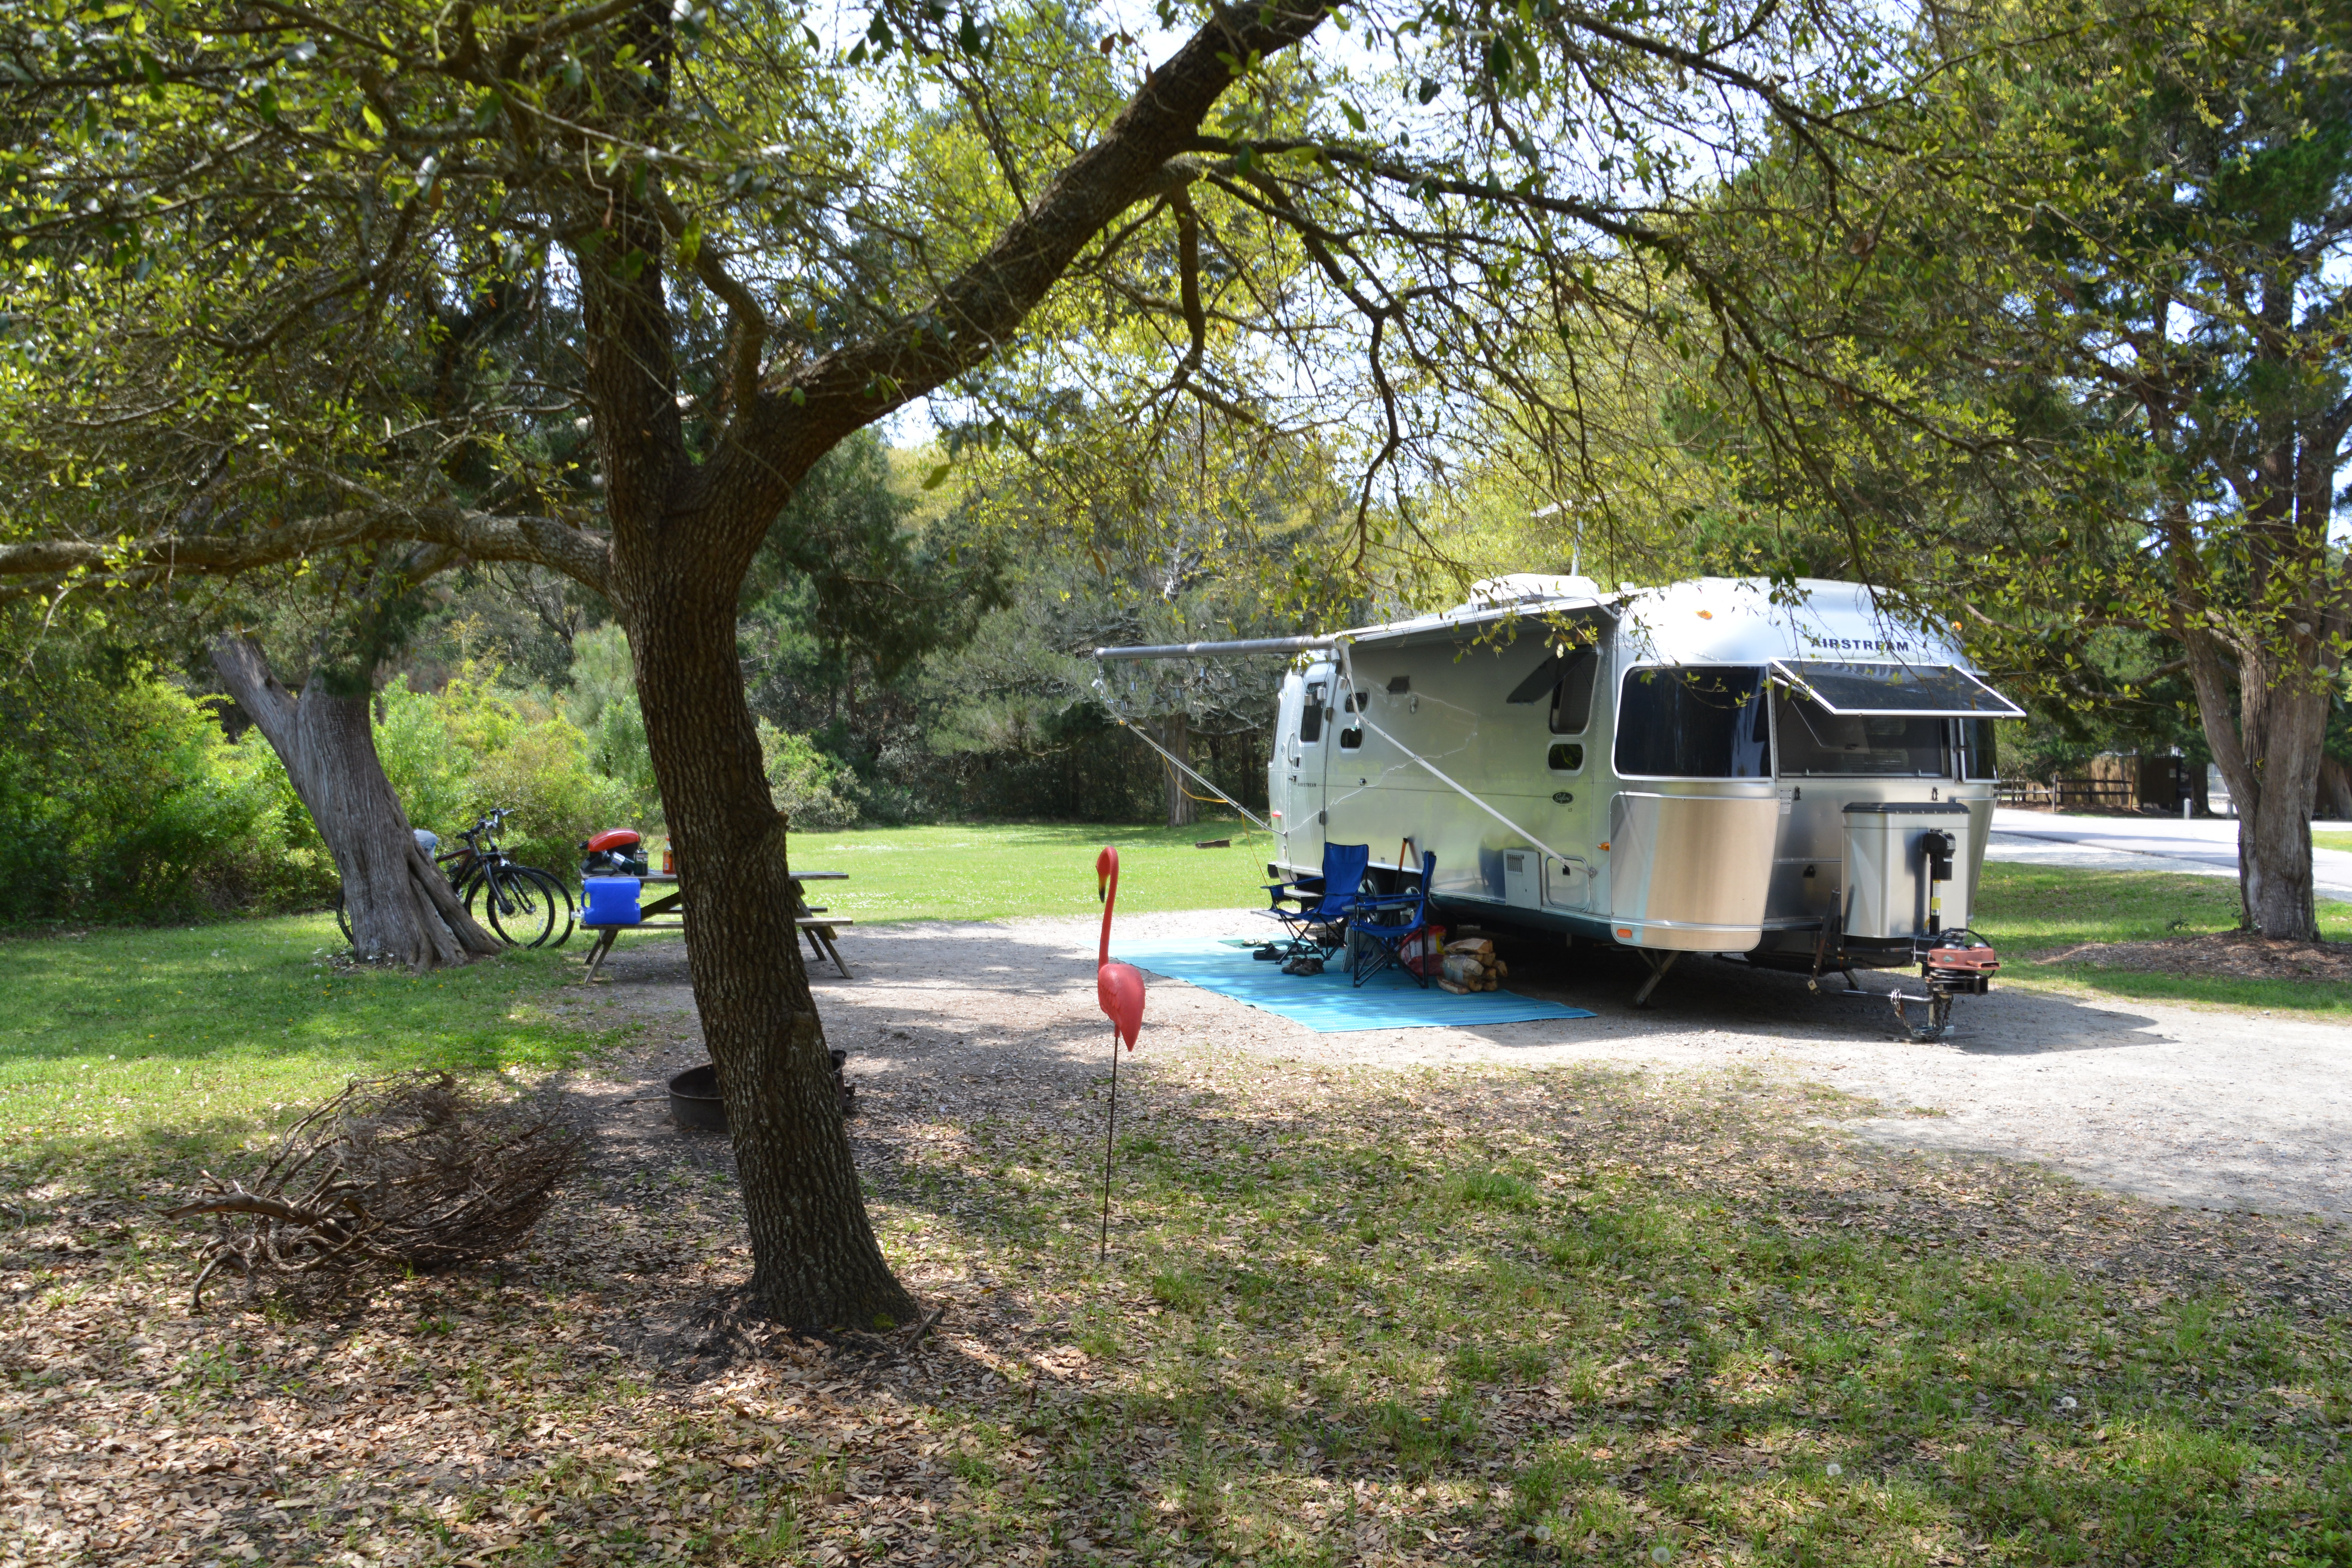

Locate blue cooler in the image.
[582,876,642,927]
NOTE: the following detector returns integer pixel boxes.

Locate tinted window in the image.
[1549,648,1598,735]
[1959,719,2000,780]
[1300,681,1324,744]
[1773,688,1947,777]
[1613,667,1770,779]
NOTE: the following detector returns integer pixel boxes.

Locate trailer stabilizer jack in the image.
[1632,949,1681,1008]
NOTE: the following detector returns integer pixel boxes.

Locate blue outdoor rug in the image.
[1111,939,1597,1034]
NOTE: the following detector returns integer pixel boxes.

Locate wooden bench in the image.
[580,911,855,984]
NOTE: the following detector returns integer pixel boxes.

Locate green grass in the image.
[872,1062,2352,1567]
[789,817,1276,924]
[2315,831,2352,855]
[0,914,600,1183]
[1973,863,2352,1014]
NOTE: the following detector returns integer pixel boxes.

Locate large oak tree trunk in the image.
[617,565,915,1330]
[2182,629,2327,940]
[211,637,502,970]
[555,0,1332,1333]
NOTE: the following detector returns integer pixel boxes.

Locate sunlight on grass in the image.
[870,1062,2352,1567]
[0,914,599,1181]
[1973,864,2352,1014]
[789,817,1274,924]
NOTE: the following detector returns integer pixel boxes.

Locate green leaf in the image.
[1340,100,1366,133]
[922,461,952,490]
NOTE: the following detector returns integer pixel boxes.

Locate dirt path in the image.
[563,908,2352,1225]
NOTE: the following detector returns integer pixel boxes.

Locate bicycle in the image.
[335,808,575,950]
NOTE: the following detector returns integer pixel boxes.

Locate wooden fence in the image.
[1996,753,2196,813]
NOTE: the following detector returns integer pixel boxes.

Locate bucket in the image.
[668,1064,726,1131]
[582,876,642,927]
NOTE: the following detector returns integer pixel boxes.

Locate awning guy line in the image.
[1091,679,1274,833]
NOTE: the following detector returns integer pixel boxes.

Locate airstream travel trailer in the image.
[1096,575,2022,1022]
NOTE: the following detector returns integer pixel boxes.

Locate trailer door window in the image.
[1958,719,1999,780]
[1613,666,1771,779]
[1772,687,1948,777]
[1300,682,1325,744]
[1549,648,1598,734]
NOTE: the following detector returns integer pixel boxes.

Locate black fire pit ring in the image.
[668,1064,728,1132]
[667,1052,857,1131]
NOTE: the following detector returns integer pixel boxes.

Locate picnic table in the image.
[580,869,854,984]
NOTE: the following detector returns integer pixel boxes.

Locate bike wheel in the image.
[483,865,562,949]
[460,871,499,939]
[522,867,575,948]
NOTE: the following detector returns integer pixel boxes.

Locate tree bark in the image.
[210,637,502,971]
[2321,755,2352,822]
[2180,624,2326,940]
[617,557,915,1330]
[1163,712,1198,829]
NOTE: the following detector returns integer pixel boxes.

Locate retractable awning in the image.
[1092,634,1336,661]
[1769,660,2024,719]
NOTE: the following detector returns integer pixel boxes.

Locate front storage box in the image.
[1841,802,1973,940]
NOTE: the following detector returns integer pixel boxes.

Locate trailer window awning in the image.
[1769,661,2023,719]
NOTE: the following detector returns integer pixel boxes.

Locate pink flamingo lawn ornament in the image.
[1095,845,1146,1260]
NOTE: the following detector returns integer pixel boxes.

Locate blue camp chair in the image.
[1261,842,1371,961]
[1348,851,1438,988]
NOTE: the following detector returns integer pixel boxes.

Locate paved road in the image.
[1987,808,2352,902]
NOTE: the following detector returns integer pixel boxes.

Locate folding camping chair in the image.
[1259,842,1371,963]
[1348,851,1438,988]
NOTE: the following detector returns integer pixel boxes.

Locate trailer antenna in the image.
[1532,501,1579,579]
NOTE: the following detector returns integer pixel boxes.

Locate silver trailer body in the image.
[1239,576,2019,964]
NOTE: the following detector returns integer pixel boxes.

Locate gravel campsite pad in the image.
[6,911,2350,1566]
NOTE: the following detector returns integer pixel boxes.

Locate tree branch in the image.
[759,0,1337,463]
[0,503,613,597]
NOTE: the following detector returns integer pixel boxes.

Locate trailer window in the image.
[1300,682,1325,744]
[1549,648,1598,735]
[1613,666,1771,779]
[1772,688,1947,777]
[1958,719,1999,780]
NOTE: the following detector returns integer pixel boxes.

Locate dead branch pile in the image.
[166,1071,581,1305]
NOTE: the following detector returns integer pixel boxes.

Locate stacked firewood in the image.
[1437,937,1508,994]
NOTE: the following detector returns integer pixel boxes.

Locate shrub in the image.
[562,624,661,826]
[757,719,860,831]
[376,665,634,876]
[0,664,333,923]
